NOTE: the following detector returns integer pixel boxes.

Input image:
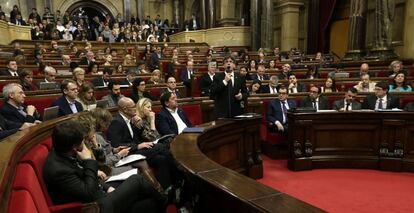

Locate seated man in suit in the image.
[277,64,291,80]
[0,59,19,76]
[43,120,165,213]
[92,67,112,88]
[351,63,376,78]
[51,80,84,116]
[288,74,306,93]
[0,113,35,140]
[101,81,124,108]
[200,61,217,97]
[362,81,400,110]
[155,92,192,136]
[0,83,41,123]
[301,85,329,110]
[121,70,137,86]
[266,86,296,134]
[261,75,279,94]
[251,64,270,81]
[332,88,361,111]
[354,73,376,92]
[180,60,195,91]
[160,77,183,98]
[79,51,95,66]
[149,46,162,70]
[38,66,60,89]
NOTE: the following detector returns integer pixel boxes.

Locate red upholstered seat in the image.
[261,100,287,145]
[8,190,42,213]
[41,138,53,151]
[25,95,60,116]
[149,88,161,99]
[181,104,203,125]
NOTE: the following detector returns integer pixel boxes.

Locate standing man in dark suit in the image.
[333,88,362,111]
[362,81,400,110]
[200,61,216,97]
[51,80,84,116]
[0,59,19,76]
[266,86,296,134]
[301,85,329,110]
[210,56,248,118]
[43,120,165,213]
[1,83,41,123]
[155,92,192,136]
[180,60,195,91]
[149,46,162,70]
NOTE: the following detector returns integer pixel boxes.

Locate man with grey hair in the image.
[121,70,137,86]
[0,83,41,124]
[261,75,279,94]
[38,66,60,89]
[200,60,217,97]
[61,55,71,66]
[278,64,291,80]
[79,51,95,66]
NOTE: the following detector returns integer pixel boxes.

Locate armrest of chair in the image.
[49,202,99,213]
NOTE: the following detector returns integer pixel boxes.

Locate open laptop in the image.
[39,82,58,90]
[42,106,60,121]
[96,99,109,109]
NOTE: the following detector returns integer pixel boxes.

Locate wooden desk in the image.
[287,111,414,172]
[172,116,323,212]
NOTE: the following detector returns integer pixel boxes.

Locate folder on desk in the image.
[182,127,205,133]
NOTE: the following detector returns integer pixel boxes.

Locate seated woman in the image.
[114,64,125,75]
[305,65,320,79]
[249,80,262,95]
[388,60,407,78]
[19,69,38,91]
[72,67,86,87]
[147,69,162,85]
[77,83,97,111]
[249,59,257,73]
[103,54,113,67]
[131,78,155,103]
[87,62,102,75]
[320,77,337,93]
[389,71,412,92]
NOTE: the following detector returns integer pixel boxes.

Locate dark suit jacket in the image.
[266,99,297,125]
[51,96,84,116]
[210,72,248,118]
[301,95,330,110]
[130,91,155,103]
[362,95,400,110]
[0,102,41,123]
[332,99,362,111]
[289,83,307,93]
[0,69,17,76]
[251,74,270,81]
[149,52,162,70]
[107,113,144,148]
[91,76,109,88]
[180,69,194,89]
[79,58,93,66]
[199,73,213,97]
[160,88,183,99]
[155,107,192,136]
[261,85,279,94]
[43,150,106,204]
[0,113,22,140]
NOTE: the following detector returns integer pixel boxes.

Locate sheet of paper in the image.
[105,169,138,182]
[114,154,146,167]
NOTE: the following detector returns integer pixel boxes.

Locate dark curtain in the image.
[317,0,336,52]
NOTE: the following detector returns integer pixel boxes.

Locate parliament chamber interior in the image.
[0,0,413,212]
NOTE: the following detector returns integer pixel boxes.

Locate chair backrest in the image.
[8,190,41,213]
[182,104,203,125]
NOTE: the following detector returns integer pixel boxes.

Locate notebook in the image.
[42,106,60,121]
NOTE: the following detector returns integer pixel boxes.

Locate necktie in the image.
[282,101,288,123]
[313,101,317,109]
[346,102,351,111]
[378,98,383,110]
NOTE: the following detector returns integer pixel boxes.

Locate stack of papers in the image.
[114,154,146,167]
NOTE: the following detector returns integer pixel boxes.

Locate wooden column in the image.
[250,0,261,51]
[277,1,304,51]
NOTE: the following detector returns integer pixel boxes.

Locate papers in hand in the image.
[152,134,175,144]
[115,154,146,167]
[105,169,137,182]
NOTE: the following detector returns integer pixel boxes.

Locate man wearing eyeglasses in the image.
[51,80,84,116]
[160,77,182,98]
[362,81,400,110]
[266,86,296,133]
[333,88,361,111]
[210,56,248,118]
[300,85,329,110]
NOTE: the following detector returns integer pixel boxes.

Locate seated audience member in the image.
[278,64,291,80]
[287,74,306,93]
[261,75,279,94]
[351,63,375,78]
[160,77,183,98]
[121,70,137,86]
[389,71,412,92]
[43,120,166,213]
[131,78,155,103]
[87,62,102,75]
[388,60,407,78]
[268,60,277,70]
[115,64,126,75]
[92,67,112,88]
[248,59,257,72]
[107,97,179,191]
[251,64,270,81]
[305,65,320,79]
[0,59,19,76]
[72,67,86,87]
[354,73,376,92]
[320,77,337,93]
[150,46,162,70]
[12,42,24,57]
[200,61,217,97]
[1,83,41,123]
[79,51,95,66]
[0,113,35,140]
[301,85,329,110]
[51,80,84,116]
[249,80,262,95]
[39,66,58,85]
[147,69,162,85]
[19,69,38,91]
[77,83,97,111]
[136,98,162,142]
[101,81,124,107]
[180,60,195,91]
[362,81,400,110]
[332,88,361,111]
[103,54,113,67]
[155,92,192,136]
[61,54,71,66]
[90,108,163,193]
[266,86,296,134]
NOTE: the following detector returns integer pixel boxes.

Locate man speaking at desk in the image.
[211,56,248,118]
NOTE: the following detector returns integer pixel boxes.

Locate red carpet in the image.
[258,156,414,213]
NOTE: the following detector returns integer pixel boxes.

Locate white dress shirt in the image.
[120,113,134,138]
[167,108,188,134]
[375,95,387,110]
